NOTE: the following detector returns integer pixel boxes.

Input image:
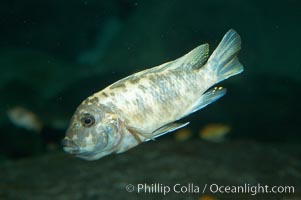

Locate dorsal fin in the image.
[108,43,209,90]
[166,43,209,71]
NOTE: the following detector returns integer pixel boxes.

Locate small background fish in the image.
[7,106,43,133]
[174,128,193,141]
[199,123,231,142]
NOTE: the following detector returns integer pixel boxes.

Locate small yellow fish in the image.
[198,195,218,200]
[7,106,43,132]
[63,29,243,160]
[174,128,193,141]
[199,123,231,142]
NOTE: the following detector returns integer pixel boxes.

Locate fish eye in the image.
[81,113,95,127]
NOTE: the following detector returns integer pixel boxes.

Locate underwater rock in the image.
[0,139,300,200]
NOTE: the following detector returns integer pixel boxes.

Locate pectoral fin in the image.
[146,122,190,141]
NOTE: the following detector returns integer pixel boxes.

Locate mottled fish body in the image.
[63,29,244,160]
[95,69,204,134]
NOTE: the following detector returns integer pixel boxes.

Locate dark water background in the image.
[0,0,300,199]
[0,0,300,158]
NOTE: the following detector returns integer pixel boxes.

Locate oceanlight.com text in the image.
[125,183,295,196]
[208,183,294,196]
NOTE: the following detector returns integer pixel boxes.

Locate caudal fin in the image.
[206,29,244,83]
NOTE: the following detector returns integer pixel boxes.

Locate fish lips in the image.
[62,137,97,158]
[62,137,83,154]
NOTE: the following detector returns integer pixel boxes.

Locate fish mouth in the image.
[62,137,76,148]
[62,138,83,154]
[62,137,106,160]
[63,146,99,160]
[63,147,91,156]
[63,146,80,154]
[62,137,95,157]
[63,146,93,156]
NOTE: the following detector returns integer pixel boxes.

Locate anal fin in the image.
[189,87,227,114]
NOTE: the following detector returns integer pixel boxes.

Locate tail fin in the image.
[206,29,244,83]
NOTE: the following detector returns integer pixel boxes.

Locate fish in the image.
[63,29,244,160]
[7,106,43,132]
[198,195,218,200]
[199,123,231,142]
[174,128,193,141]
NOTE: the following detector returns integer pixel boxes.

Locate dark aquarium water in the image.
[0,0,300,199]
